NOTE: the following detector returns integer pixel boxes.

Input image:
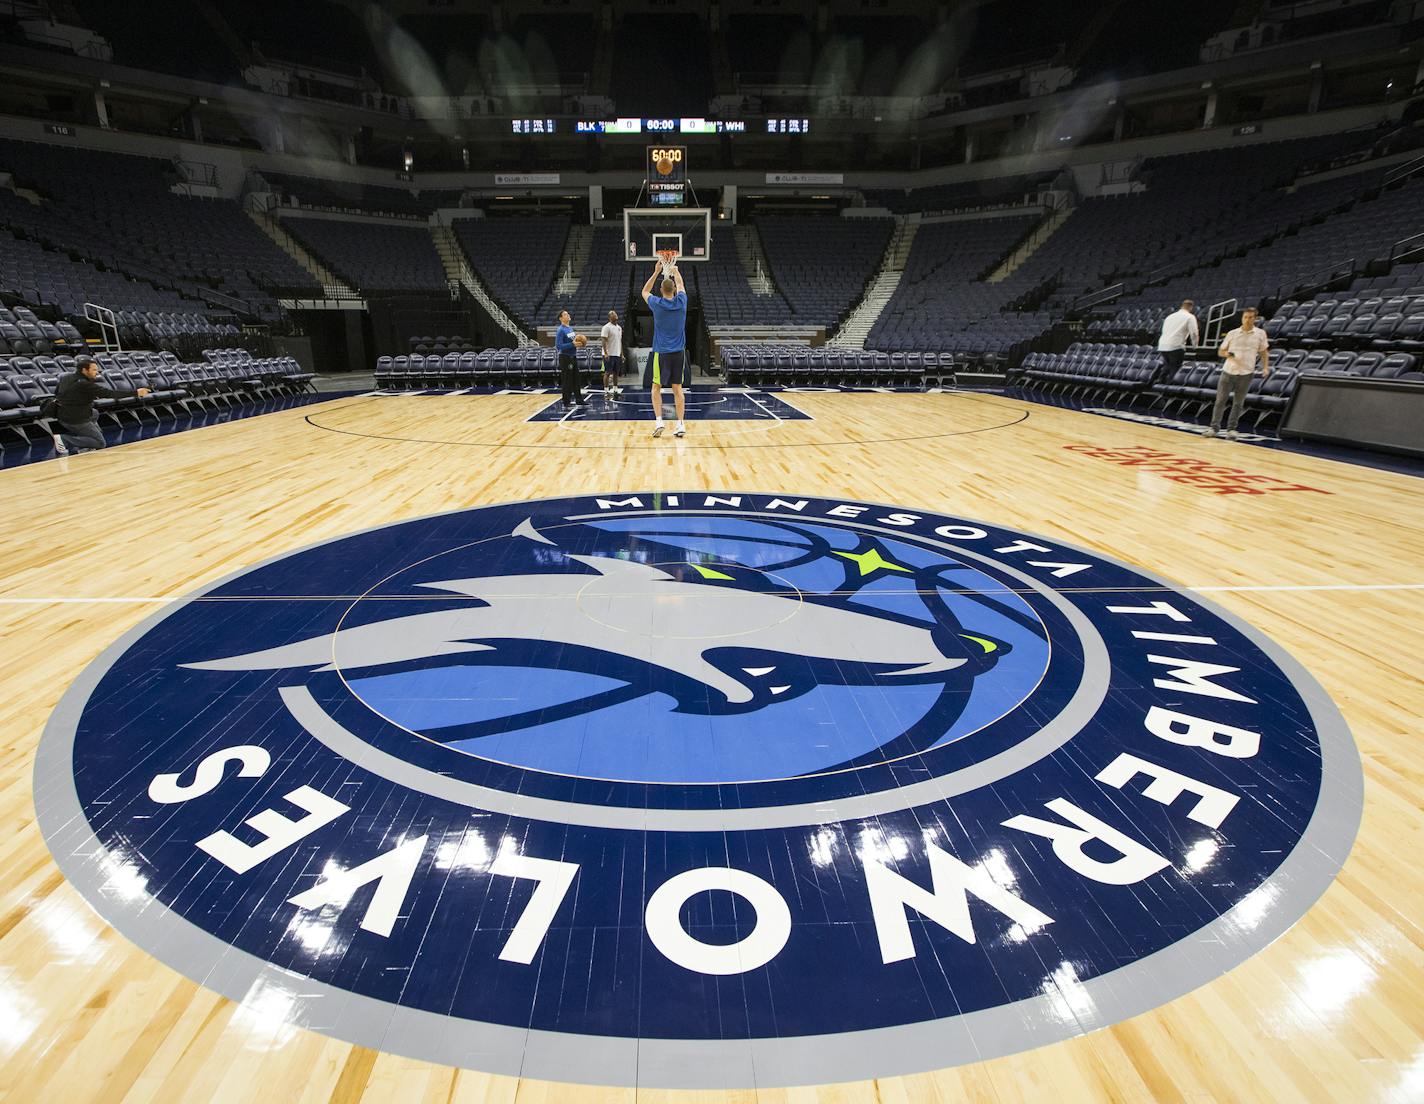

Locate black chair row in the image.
[375,347,606,389]
[1020,343,1421,427]
[721,346,954,387]
[0,349,314,444]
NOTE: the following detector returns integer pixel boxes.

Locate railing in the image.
[1099,157,1143,186]
[192,285,253,316]
[1142,262,1181,287]
[1071,282,1124,313]
[174,158,219,190]
[1202,297,1238,349]
[1280,257,1354,302]
[1007,269,1063,312]
[1390,231,1424,263]
[83,302,120,352]
[448,250,534,346]
[1383,154,1424,189]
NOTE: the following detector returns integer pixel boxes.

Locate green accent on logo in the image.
[961,634,998,653]
[689,563,734,581]
[833,547,911,576]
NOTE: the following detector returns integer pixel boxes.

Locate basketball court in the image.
[3,4,1423,1099]
[4,387,1420,1101]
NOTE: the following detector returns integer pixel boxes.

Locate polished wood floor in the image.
[2,389,1421,1103]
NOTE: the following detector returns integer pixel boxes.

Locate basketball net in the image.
[657,249,679,278]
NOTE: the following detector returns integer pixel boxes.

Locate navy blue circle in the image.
[55,494,1338,1050]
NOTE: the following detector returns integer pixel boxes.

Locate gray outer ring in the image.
[31,493,1364,1090]
[283,510,1107,831]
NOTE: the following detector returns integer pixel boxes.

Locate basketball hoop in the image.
[656,249,679,278]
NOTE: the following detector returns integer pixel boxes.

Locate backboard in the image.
[624,207,711,264]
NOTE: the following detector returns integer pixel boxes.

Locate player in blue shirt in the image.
[554,310,583,409]
[640,258,689,437]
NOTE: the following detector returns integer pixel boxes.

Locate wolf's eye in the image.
[960,634,998,654]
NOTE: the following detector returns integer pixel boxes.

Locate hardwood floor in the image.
[2,390,1420,1103]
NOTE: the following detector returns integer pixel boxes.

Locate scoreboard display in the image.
[647,145,687,207]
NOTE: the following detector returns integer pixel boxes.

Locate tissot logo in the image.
[35,494,1361,1089]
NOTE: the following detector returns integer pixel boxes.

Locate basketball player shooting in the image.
[640,257,688,437]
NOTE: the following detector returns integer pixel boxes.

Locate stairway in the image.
[734,225,777,295]
[247,209,358,298]
[430,223,536,347]
[828,216,919,349]
[553,224,592,296]
[986,203,1074,283]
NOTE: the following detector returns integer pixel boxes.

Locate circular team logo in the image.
[36,493,1361,1088]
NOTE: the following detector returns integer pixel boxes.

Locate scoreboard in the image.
[647,145,687,207]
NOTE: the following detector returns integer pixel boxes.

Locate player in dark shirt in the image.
[52,355,149,455]
[554,310,584,409]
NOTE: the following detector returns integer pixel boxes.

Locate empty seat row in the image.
[1266,297,1424,349]
[721,346,953,387]
[0,307,85,355]
[0,347,316,443]
[374,347,604,389]
[1019,342,1420,426]
[1020,344,1164,395]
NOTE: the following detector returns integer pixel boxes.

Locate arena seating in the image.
[1019,335,1421,430]
[260,173,463,219]
[867,175,1057,215]
[408,335,478,355]
[755,216,892,326]
[0,303,85,356]
[1113,176,1424,313]
[720,345,953,388]
[693,226,793,326]
[0,346,314,445]
[374,345,607,390]
[0,219,238,319]
[282,218,448,293]
[869,214,1039,354]
[0,139,319,318]
[854,136,1405,361]
[453,217,570,330]
[1019,165,1424,431]
[540,226,634,326]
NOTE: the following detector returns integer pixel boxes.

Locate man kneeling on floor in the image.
[51,355,150,455]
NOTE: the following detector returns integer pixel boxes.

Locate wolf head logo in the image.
[186,519,1009,736]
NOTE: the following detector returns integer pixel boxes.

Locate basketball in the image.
[656,156,674,175]
[573,333,587,347]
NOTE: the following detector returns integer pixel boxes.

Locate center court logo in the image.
[35,493,1361,1089]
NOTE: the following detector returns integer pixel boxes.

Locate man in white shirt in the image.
[1156,299,1199,382]
[600,310,623,397]
[1207,307,1270,439]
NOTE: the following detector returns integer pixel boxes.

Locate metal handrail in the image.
[1279,258,1355,302]
[1099,157,1143,186]
[1071,282,1124,312]
[1202,297,1238,349]
[174,158,219,189]
[1142,262,1183,287]
[1390,230,1424,262]
[83,302,121,352]
[1383,154,1424,188]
